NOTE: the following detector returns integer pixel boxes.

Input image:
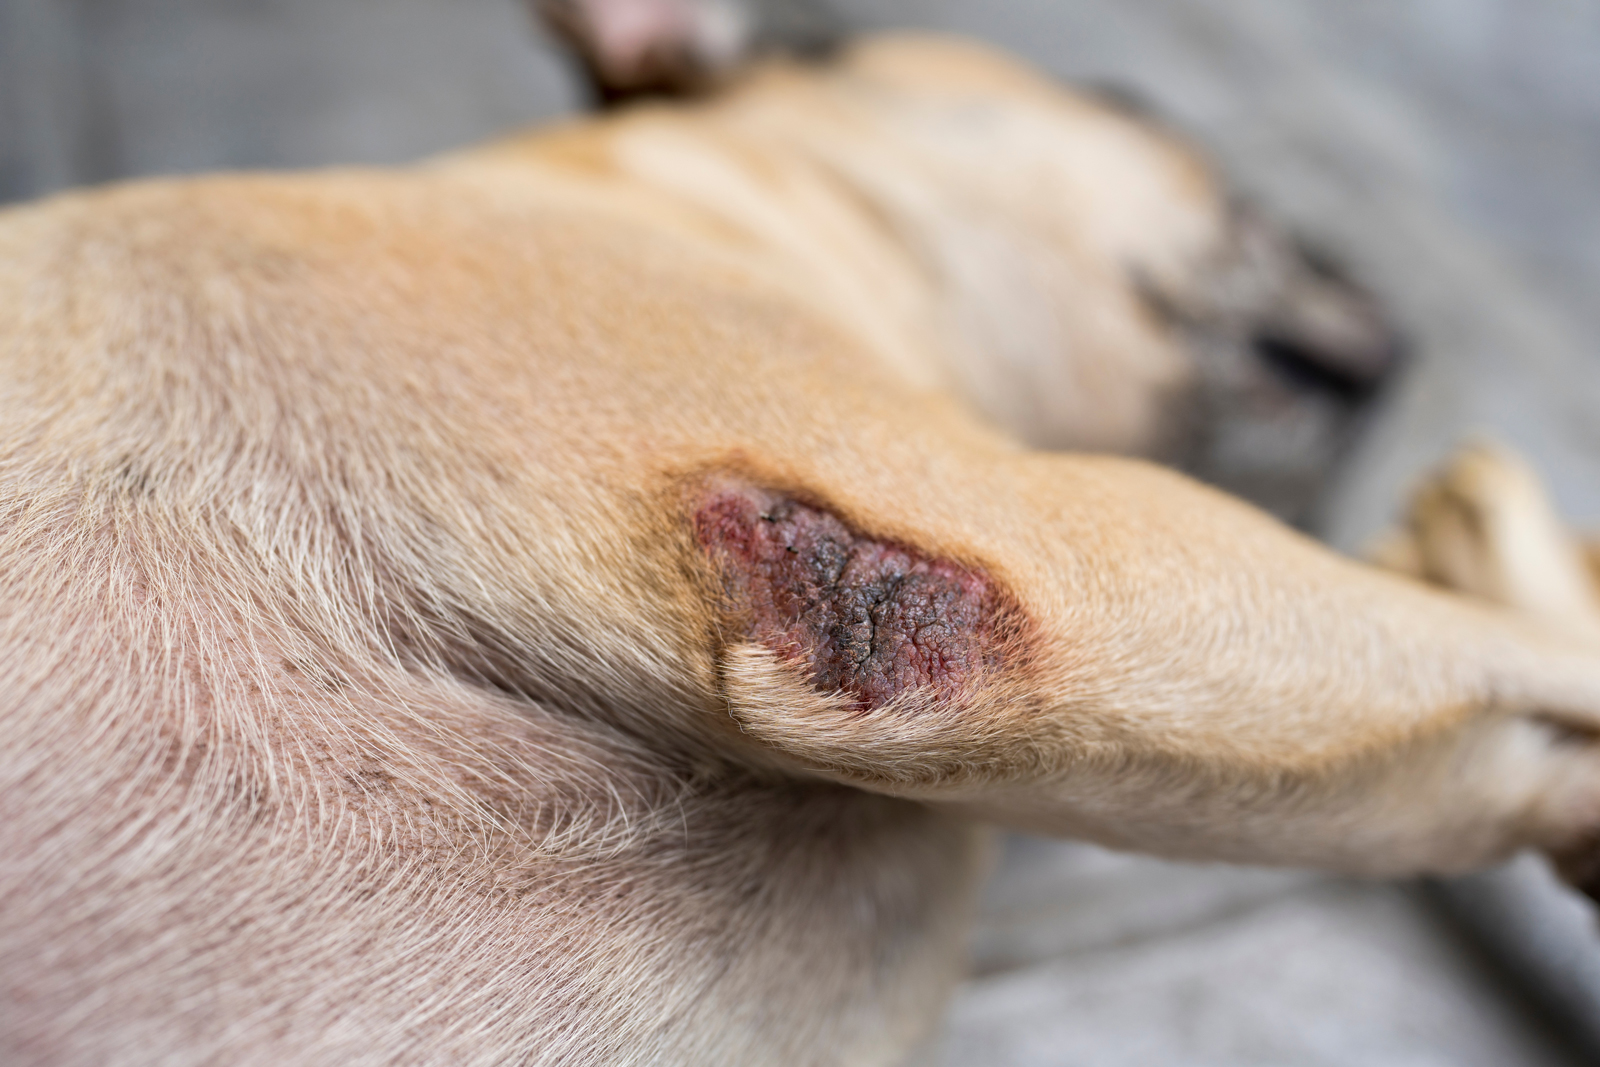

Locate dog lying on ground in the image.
[4,11,1600,1065]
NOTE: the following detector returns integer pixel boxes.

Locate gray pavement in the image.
[937,848,1576,1067]
[5,1,1600,1063]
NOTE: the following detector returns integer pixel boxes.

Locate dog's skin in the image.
[4,30,1600,1066]
[538,0,846,101]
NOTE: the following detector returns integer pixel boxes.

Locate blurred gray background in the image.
[6,1,1600,1063]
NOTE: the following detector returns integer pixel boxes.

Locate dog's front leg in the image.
[685,452,1600,880]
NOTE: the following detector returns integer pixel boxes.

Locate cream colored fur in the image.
[3,34,1600,1067]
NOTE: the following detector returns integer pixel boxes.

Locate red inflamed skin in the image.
[694,486,1022,710]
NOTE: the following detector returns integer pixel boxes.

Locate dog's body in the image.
[4,32,1600,1066]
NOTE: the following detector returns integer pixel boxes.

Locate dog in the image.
[4,13,1600,1065]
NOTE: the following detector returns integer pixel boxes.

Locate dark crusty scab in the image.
[694,486,1020,710]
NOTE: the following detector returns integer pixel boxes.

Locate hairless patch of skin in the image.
[694,487,1018,710]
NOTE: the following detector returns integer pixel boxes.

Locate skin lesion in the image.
[692,484,1019,710]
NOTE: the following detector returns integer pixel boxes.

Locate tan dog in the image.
[3,31,1600,1066]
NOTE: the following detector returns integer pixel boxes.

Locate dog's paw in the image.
[534,0,842,102]
[1375,443,1600,898]
[537,0,749,98]
[1378,441,1600,633]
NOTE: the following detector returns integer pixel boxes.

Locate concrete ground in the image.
[5,1,1600,1063]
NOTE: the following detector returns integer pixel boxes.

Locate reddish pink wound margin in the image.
[693,488,1015,710]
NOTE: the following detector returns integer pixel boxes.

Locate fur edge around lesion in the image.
[717,641,1046,789]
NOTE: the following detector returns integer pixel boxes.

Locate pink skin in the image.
[540,0,749,91]
[583,0,699,73]
[695,487,1019,710]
